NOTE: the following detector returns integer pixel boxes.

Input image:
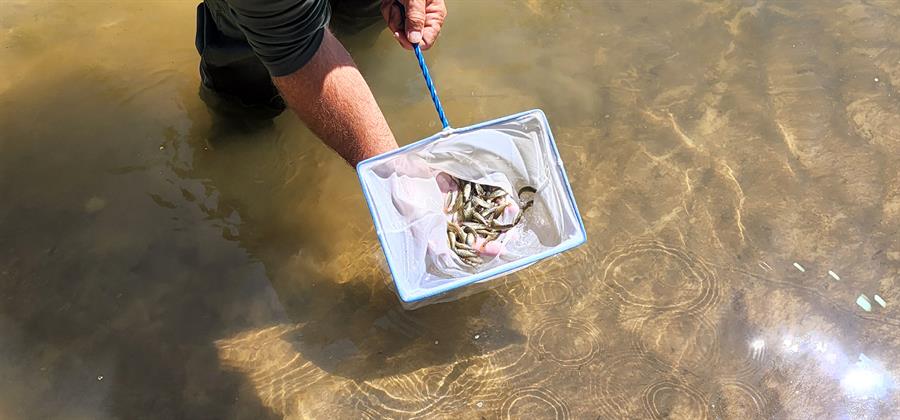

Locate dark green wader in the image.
[194,0,382,119]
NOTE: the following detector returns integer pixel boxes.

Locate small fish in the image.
[455,248,478,258]
[445,190,457,212]
[518,185,537,197]
[488,189,507,199]
[473,196,492,209]
[448,222,464,235]
[491,218,516,230]
[462,222,487,230]
[487,204,507,218]
[464,256,483,265]
[447,231,457,251]
[444,179,537,267]
[512,211,525,226]
[520,199,534,212]
[460,257,479,267]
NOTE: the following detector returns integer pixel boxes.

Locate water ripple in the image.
[711,380,768,418]
[215,324,328,417]
[599,240,720,315]
[347,360,488,419]
[498,387,571,419]
[505,277,572,307]
[630,312,720,374]
[641,379,710,419]
[592,352,670,419]
[529,317,602,368]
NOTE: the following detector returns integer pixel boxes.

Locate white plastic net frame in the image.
[357,110,587,307]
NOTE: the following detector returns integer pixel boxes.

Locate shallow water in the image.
[1,0,899,418]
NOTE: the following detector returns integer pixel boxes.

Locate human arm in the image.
[272,29,397,166]
[223,0,396,166]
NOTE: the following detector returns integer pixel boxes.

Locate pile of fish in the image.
[444,175,536,267]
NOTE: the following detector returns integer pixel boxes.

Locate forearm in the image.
[272,29,398,166]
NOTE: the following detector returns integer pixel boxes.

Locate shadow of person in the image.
[184,47,524,387]
[0,69,282,419]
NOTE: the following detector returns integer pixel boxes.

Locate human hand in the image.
[380,0,447,50]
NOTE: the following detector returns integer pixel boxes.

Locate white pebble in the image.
[97,375,104,381]
[793,262,806,272]
[874,295,886,308]
[828,270,840,281]
[476,401,484,408]
[856,294,872,312]
[874,77,880,82]
[474,334,480,340]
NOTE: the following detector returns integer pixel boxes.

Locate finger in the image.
[392,28,414,49]
[389,5,413,49]
[404,0,426,44]
[420,3,445,50]
[420,26,438,50]
[388,3,402,33]
[379,0,392,25]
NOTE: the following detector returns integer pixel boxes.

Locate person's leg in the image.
[195,1,285,119]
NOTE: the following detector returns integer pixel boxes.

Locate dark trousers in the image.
[194,0,382,119]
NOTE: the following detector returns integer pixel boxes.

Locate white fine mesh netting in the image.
[358,110,585,304]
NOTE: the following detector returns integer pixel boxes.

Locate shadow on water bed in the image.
[0,70,280,419]
[178,91,527,380]
[0,60,523,418]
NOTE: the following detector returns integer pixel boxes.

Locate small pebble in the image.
[97,375,104,381]
[874,77,880,82]
[792,262,805,272]
[434,340,439,345]
[476,401,484,408]
[474,334,480,340]
[856,294,872,312]
[159,145,164,150]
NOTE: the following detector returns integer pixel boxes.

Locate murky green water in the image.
[2,0,899,418]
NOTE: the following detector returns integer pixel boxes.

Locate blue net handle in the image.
[392,0,450,129]
[412,43,450,130]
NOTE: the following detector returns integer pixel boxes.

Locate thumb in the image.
[404,0,426,44]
